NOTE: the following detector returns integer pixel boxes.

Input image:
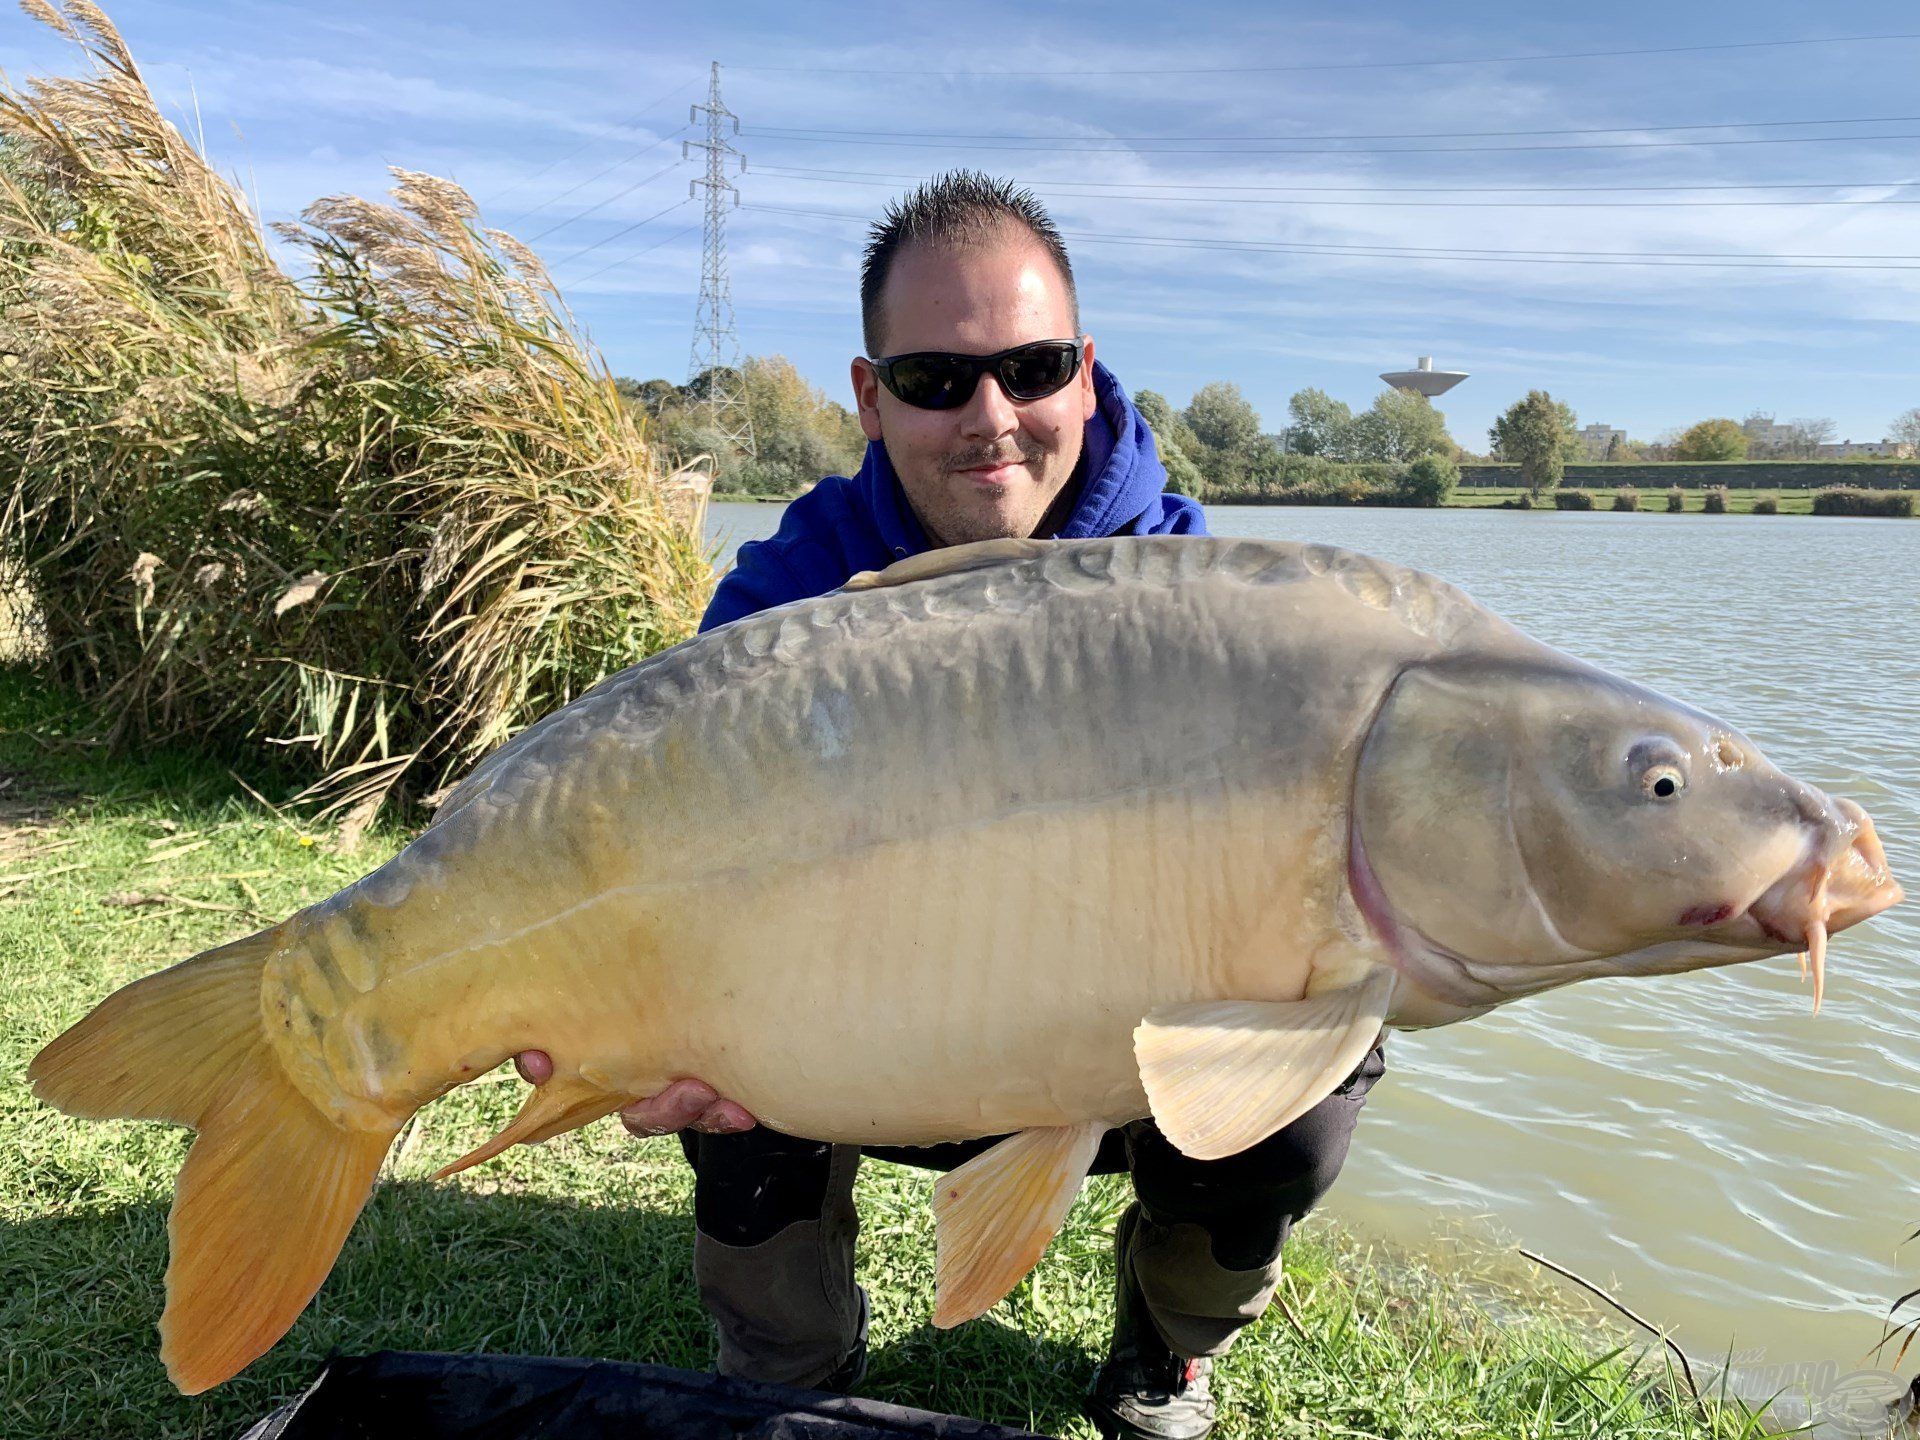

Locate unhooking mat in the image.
[235,1350,1059,1439]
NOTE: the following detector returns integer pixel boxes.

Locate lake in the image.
[707,500,1920,1414]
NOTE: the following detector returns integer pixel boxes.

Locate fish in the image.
[28,535,1904,1394]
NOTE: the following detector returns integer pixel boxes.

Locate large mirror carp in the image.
[30,536,1904,1392]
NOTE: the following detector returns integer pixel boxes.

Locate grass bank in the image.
[1447,487,1819,515]
[0,665,1768,1439]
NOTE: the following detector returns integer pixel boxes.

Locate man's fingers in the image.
[696,1100,757,1134]
[515,1059,756,1137]
[618,1081,757,1138]
[620,1079,717,1137]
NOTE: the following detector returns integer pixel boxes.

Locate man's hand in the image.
[512,1050,757,1137]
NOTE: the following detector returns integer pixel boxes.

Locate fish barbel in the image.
[29,536,1903,1392]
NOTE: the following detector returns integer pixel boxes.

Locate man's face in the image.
[851,231,1096,547]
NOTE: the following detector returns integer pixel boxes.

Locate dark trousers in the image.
[681,1041,1387,1384]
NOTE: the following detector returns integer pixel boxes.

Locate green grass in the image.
[1446,487,1816,515]
[0,665,1773,1439]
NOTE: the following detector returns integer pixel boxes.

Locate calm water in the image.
[708,501,1920,1406]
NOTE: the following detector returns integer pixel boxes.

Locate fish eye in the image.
[1643,765,1685,801]
[1626,737,1691,801]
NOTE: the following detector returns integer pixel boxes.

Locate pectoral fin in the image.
[433,1075,629,1179]
[1136,970,1394,1162]
[931,1121,1106,1328]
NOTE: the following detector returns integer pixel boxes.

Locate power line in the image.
[1062,232,1920,269]
[728,32,1920,77]
[750,166,1920,208]
[743,202,1920,270]
[746,113,1920,144]
[482,78,700,208]
[753,161,1920,196]
[741,129,1920,156]
[568,223,703,287]
[547,197,696,273]
[523,157,686,243]
[508,128,687,230]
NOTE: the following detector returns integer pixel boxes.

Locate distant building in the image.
[1578,423,1627,460]
[1379,355,1467,398]
[1815,439,1914,458]
[1741,419,1798,456]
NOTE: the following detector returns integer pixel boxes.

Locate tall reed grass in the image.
[0,1,713,832]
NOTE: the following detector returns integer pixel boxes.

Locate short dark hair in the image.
[859,170,1079,357]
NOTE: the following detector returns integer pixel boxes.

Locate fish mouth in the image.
[1738,797,1903,1015]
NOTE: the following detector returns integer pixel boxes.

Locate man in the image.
[517,171,1385,1440]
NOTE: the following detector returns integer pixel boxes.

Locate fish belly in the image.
[597,781,1330,1146]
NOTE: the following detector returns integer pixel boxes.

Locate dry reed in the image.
[1,1,714,832]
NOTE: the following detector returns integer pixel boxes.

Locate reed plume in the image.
[1,1,714,833]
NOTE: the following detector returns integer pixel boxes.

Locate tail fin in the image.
[28,927,398,1394]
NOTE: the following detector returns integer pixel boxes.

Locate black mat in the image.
[236,1350,1058,1440]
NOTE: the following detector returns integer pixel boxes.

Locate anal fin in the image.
[433,1075,629,1179]
[1136,969,1394,1162]
[932,1121,1105,1328]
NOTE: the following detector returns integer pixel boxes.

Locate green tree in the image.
[1489,391,1572,498]
[641,355,866,496]
[614,376,683,418]
[1398,454,1458,507]
[1348,388,1454,463]
[1183,381,1264,455]
[1134,388,1208,497]
[1181,381,1268,492]
[1674,418,1748,461]
[1285,388,1354,458]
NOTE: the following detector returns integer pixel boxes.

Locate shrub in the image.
[1396,455,1459,507]
[1515,492,1534,510]
[0,7,713,828]
[1666,486,1686,513]
[1553,489,1595,510]
[1812,487,1916,517]
[1752,495,1778,515]
[1611,487,1640,512]
[1210,453,1407,505]
[1702,487,1729,514]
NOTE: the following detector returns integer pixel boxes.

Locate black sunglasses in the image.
[868,339,1085,411]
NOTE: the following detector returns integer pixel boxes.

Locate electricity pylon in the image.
[685,61,754,457]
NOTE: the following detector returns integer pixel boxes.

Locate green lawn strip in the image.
[1445,487,1816,514]
[0,665,1766,1438]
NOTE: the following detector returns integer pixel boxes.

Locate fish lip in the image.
[1744,801,1904,944]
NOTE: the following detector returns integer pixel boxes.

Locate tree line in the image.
[617,359,1920,506]
[614,360,1466,504]
[617,359,866,498]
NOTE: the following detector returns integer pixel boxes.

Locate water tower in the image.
[1379,355,1467,398]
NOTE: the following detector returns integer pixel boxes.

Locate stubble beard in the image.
[911,435,1074,546]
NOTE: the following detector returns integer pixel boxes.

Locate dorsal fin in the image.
[840,537,1051,592]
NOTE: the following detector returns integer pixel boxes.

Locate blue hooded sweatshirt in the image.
[700,360,1207,632]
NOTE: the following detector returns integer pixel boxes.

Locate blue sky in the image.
[8,0,1920,447]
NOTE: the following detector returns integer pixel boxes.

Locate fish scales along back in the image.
[274,538,1495,1128]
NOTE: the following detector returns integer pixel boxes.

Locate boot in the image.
[815,1283,870,1395]
[1084,1205,1217,1440]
